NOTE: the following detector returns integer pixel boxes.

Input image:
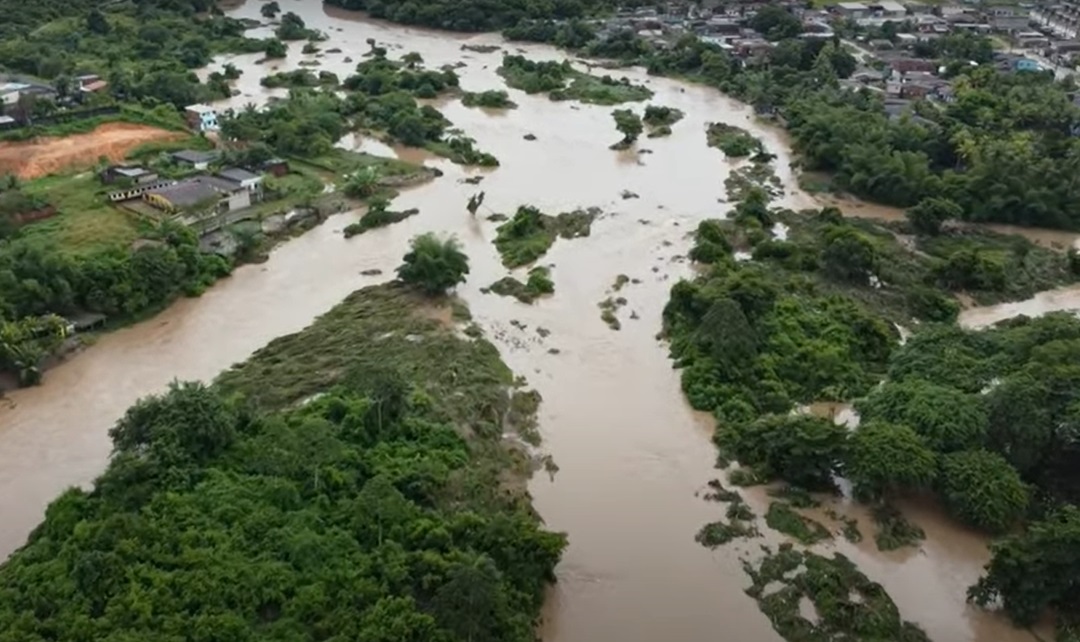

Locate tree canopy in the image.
[397,234,470,295]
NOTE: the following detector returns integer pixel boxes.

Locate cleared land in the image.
[0,123,184,179]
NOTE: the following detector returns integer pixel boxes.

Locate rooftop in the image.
[217,167,261,184]
[171,149,220,165]
[114,166,152,178]
[837,2,870,10]
[185,103,217,114]
[148,180,222,208]
[873,1,907,12]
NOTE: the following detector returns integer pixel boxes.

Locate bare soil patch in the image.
[0,123,184,179]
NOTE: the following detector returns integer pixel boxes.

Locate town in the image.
[592,0,1080,118]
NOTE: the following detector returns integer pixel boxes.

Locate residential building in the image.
[184,103,219,132]
[0,115,16,130]
[835,2,870,19]
[170,149,220,170]
[216,167,263,192]
[869,1,907,19]
[100,165,159,185]
[76,74,109,94]
[143,175,251,215]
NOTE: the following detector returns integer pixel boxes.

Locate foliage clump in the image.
[706,122,763,158]
[765,502,832,545]
[462,89,517,109]
[343,198,418,237]
[743,545,931,642]
[938,450,1029,533]
[497,55,651,105]
[397,233,470,296]
[871,503,926,551]
[493,206,597,268]
[488,267,555,304]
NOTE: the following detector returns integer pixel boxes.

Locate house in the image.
[170,149,220,170]
[889,57,938,73]
[215,167,263,192]
[144,180,222,214]
[143,175,252,215]
[260,158,289,177]
[100,165,158,185]
[184,103,219,132]
[869,1,907,19]
[0,115,16,131]
[1011,57,1043,71]
[76,74,108,94]
[835,2,870,19]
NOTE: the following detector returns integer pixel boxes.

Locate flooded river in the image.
[0,3,1066,641]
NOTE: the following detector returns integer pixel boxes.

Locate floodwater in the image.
[0,3,1062,641]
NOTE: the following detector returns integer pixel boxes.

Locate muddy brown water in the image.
[0,3,1065,640]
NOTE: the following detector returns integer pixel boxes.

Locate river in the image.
[0,3,1068,641]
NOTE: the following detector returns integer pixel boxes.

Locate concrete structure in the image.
[216,167,262,191]
[870,1,906,19]
[184,104,219,132]
[101,165,158,185]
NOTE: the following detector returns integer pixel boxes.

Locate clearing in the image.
[0,123,184,179]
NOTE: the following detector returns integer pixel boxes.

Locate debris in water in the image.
[360,268,383,276]
[620,189,639,199]
[523,133,537,141]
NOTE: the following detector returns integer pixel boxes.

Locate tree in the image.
[969,505,1080,626]
[856,378,988,453]
[109,381,238,466]
[260,1,281,18]
[53,74,73,100]
[939,450,1028,533]
[343,167,381,199]
[432,555,507,642]
[907,197,962,236]
[86,8,110,35]
[720,414,849,489]
[696,298,757,375]
[821,225,878,284]
[265,38,287,59]
[845,421,937,500]
[611,108,643,146]
[396,233,470,295]
[401,51,424,68]
[749,5,803,40]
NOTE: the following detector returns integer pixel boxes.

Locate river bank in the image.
[0,2,1075,641]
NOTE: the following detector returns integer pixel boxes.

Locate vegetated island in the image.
[497,54,652,105]
[343,196,419,237]
[643,104,684,138]
[488,266,555,303]
[706,122,766,159]
[492,205,598,268]
[462,89,518,109]
[0,235,566,641]
[664,162,1080,635]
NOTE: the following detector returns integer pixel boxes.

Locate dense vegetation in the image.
[0,0,268,110]
[0,282,565,641]
[670,166,1080,632]
[342,198,419,238]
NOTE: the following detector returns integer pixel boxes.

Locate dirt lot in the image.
[0,123,185,179]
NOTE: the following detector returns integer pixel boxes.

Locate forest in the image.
[0,282,564,641]
[664,168,1080,635]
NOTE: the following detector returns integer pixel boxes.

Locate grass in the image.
[493,206,598,268]
[125,135,214,161]
[217,283,515,428]
[293,148,425,180]
[765,501,832,545]
[16,173,141,255]
[743,544,931,642]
